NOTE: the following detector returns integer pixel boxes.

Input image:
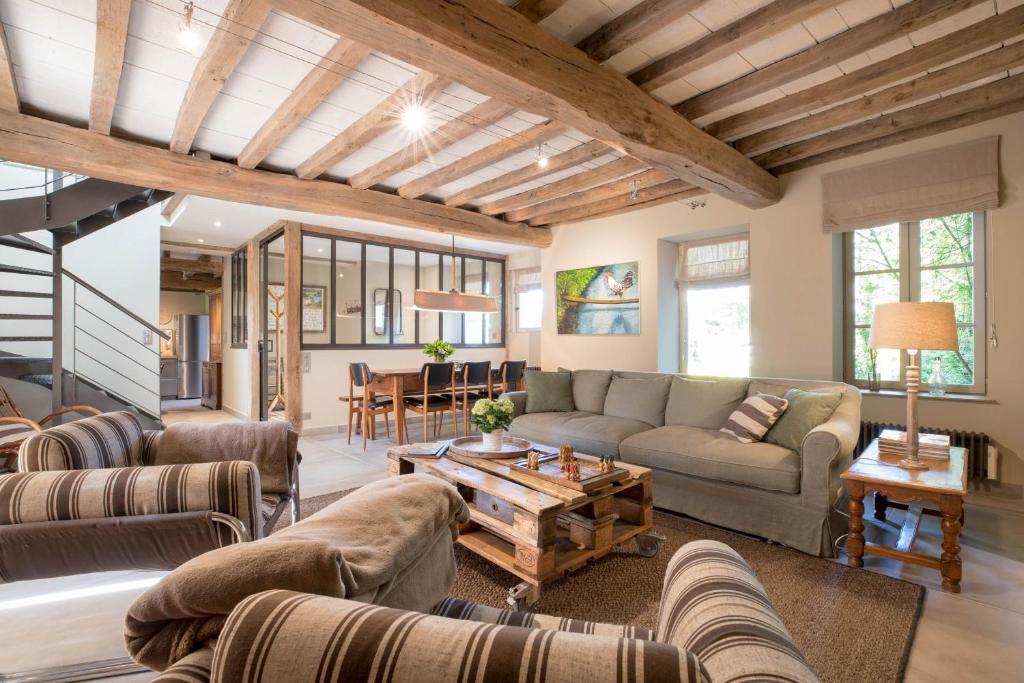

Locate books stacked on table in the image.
[878,429,950,459]
[407,441,448,457]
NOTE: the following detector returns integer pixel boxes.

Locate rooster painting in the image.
[556,261,639,335]
[604,270,635,297]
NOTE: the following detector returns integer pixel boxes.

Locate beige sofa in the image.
[504,371,860,557]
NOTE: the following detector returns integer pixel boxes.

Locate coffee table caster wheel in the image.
[636,533,664,558]
[507,582,540,612]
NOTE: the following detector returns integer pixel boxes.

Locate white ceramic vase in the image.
[481,429,505,450]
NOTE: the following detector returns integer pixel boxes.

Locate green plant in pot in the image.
[422,339,455,363]
[472,397,514,450]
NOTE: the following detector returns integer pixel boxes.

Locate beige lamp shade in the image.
[413,288,498,314]
[869,302,958,351]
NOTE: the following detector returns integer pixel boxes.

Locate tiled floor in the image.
[2,412,1022,682]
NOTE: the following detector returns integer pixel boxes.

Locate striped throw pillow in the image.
[720,393,789,443]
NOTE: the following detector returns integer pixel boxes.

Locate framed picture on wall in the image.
[267,284,327,332]
[555,261,639,335]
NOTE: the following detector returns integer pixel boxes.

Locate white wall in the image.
[219,254,249,418]
[538,111,1024,495]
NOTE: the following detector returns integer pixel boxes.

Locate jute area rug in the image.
[280,490,924,683]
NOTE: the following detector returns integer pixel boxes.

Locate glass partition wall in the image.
[300,230,506,349]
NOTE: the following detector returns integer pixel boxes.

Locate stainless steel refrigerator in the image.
[176,314,210,399]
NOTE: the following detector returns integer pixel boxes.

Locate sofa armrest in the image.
[431,597,655,640]
[500,390,528,418]
[0,462,261,541]
[658,541,820,683]
[209,590,707,683]
[799,389,861,512]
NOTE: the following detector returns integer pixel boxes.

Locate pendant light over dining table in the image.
[413,235,498,313]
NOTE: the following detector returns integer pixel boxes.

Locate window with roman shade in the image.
[513,268,542,331]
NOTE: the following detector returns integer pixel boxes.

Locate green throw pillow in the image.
[765,387,843,452]
[525,370,574,413]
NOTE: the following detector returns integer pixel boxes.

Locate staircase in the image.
[0,169,172,427]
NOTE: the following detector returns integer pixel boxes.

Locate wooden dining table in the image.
[366,368,426,445]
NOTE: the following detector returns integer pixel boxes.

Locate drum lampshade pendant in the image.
[413,235,498,313]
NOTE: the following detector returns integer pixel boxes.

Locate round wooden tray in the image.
[448,435,534,459]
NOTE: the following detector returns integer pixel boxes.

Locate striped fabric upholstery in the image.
[212,590,709,683]
[432,597,656,640]
[0,461,261,540]
[16,411,145,471]
[151,648,214,683]
[720,393,789,443]
[657,541,820,683]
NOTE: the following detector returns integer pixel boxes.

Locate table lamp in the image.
[869,302,958,470]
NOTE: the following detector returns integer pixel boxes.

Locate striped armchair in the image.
[150,541,819,683]
[0,412,265,582]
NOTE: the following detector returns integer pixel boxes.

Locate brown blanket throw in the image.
[150,420,293,495]
[124,474,469,671]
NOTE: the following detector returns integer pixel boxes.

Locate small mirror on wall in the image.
[373,288,403,337]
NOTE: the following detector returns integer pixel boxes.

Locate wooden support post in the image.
[245,238,260,420]
[283,222,303,431]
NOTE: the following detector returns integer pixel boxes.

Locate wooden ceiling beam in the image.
[271,0,782,208]
[529,178,698,226]
[770,95,1024,176]
[676,0,988,120]
[347,98,516,189]
[754,73,1024,170]
[514,0,570,23]
[630,0,843,93]
[577,0,707,63]
[445,140,610,208]
[551,187,707,226]
[237,39,373,169]
[162,257,224,276]
[478,156,647,215]
[705,6,1024,141]
[0,111,550,247]
[89,0,131,134]
[0,23,19,112]
[506,168,676,222]
[736,41,1024,157]
[397,119,567,199]
[161,270,222,292]
[294,71,450,179]
[170,0,272,154]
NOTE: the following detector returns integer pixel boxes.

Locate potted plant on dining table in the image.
[472,397,515,450]
[423,338,455,363]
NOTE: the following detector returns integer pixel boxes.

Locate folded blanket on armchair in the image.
[124,474,469,672]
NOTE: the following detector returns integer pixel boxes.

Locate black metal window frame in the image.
[230,247,247,348]
[299,230,506,350]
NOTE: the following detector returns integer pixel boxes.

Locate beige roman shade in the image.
[513,267,541,294]
[822,136,1000,233]
[678,235,750,285]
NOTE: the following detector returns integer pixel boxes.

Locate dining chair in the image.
[0,383,103,471]
[403,362,456,442]
[347,363,394,450]
[492,360,527,394]
[449,361,492,435]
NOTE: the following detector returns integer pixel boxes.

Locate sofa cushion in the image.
[619,426,800,494]
[765,387,843,452]
[603,376,672,427]
[509,412,651,458]
[524,370,574,414]
[665,377,750,429]
[720,393,789,444]
[571,369,613,414]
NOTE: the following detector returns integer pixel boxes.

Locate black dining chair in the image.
[403,363,457,442]
[492,360,527,394]
[343,362,394,450]
[449,361,492,435]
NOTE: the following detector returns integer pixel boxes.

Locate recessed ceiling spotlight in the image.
[178,1,199,51]
[197,238,205,243]
[213,220,222,227]
[317,248,324,253]
[401,102,429,133]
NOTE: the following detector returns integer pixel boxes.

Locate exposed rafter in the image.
[295,71,450,179]
[170,0,272,154]
[754,74,1024,170]
[530,179,699,226]
[552,187,707,226]
[514,0,570,23]
[736,42,1024,157]
[89,0,131,134]
[445,140,609,208]
[0,111,551,247]
[478,156,647,216]
[577,0,707,63]
[237,39,373,169]
[397,120,567,199]
[630,0,843,93]
[705,5,1024,141]
[506,168,675,222]
[347,98,516,190]
[162,257,224,276]
[676,0,989,120]
[0,22,18,112]
[272,0,782,208]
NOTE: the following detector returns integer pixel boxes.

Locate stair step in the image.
[0,336,52,342]
[0,313,52,320]
[0,264,51,277]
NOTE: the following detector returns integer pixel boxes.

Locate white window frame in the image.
[513,268,542,332]
[843,211,986,394]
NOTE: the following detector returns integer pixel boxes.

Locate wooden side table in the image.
[841,439,967,593]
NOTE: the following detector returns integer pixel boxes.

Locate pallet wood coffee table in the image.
[387,442,660,609]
